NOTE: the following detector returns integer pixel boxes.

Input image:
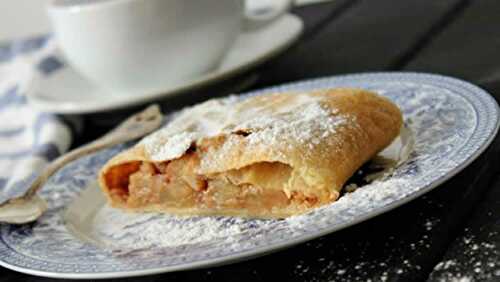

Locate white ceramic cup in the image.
[47,0,291,96]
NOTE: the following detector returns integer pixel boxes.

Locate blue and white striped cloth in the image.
[0,37,77,205]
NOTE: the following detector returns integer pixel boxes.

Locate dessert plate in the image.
[0,73,498,279]
[26,14,303,114]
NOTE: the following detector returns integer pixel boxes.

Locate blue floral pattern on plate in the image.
[0,73,498,279]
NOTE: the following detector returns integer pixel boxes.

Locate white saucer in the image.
[27,14,303,114]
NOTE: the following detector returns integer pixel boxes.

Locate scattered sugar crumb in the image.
[435,260,457,271]
[432,229,499,281]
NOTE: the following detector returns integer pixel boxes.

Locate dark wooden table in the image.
[3,1,500,281]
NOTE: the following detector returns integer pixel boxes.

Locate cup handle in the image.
[243,0,293,31]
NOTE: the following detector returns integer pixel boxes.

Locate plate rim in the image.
[1,72,499,279]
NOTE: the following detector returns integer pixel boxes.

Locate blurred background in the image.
[0,1,51,42]
[0,0,328,42]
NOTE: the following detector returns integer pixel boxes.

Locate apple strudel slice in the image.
[98,88,403,218]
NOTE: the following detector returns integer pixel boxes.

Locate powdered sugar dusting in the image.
[199,98,353,170]
[61,82,479,257]
[140,93,353,163]
[143,132,197,161]
[431,230,500,281]
[239,101,350,149]
[141,98,237,161]
[78,85,474,252]
[88,205,275,249]
[74,126,413,251]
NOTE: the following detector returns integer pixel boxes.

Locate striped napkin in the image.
[0,37,79,205]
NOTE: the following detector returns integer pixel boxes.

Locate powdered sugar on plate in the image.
[67,126,414,251]
[63,83,478,252]
[88,205,271,249]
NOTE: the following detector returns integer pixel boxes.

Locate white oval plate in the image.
[1,73,498,279]
[26,14,303,114]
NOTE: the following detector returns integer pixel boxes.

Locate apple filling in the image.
[104,151,320,214]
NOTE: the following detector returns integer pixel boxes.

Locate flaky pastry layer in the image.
[99,88,403,218]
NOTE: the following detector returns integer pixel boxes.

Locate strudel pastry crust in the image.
[98,89,403,218]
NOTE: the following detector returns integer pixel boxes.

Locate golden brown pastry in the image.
[98,89,403,218]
